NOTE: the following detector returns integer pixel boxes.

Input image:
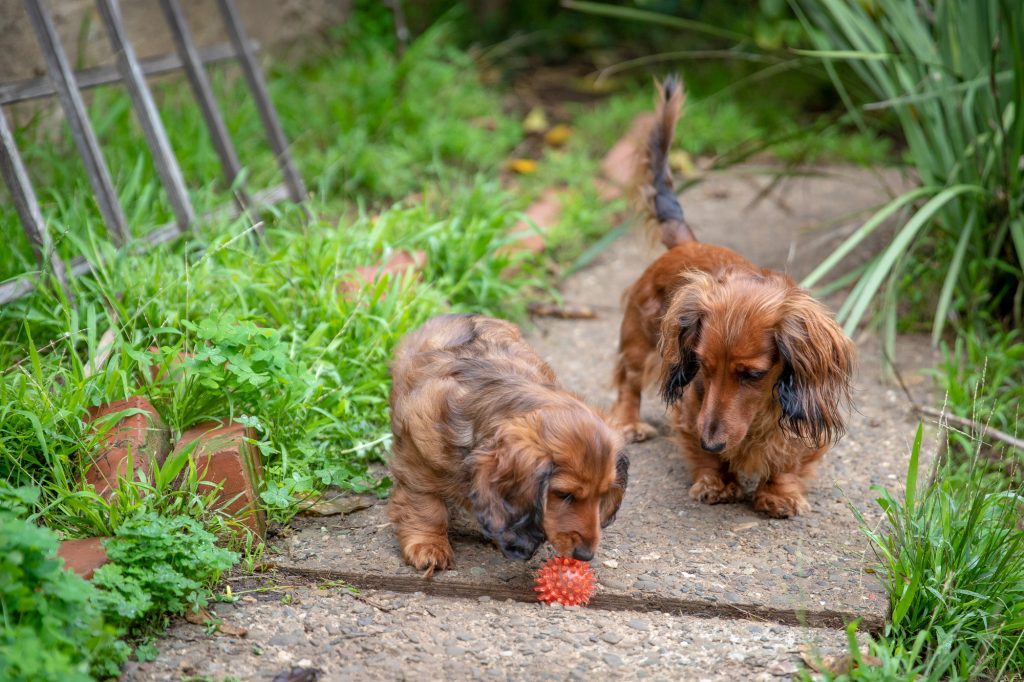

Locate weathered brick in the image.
[505,187,563,256]
[84,397,171,500]
[174,421,266,539]
[57,537,109,580]
[600,111,656,196]
[338,249,427,295]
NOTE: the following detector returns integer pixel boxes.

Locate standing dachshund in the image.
[610,77,855,518]
[389,314,628,573]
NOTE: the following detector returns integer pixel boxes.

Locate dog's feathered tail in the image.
[640,75,695,249]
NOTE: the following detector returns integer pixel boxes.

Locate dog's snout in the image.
[572,546,595,562]
[700,437,726,454]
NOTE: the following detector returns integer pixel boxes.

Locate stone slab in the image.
[124,587,854,681]
[271,166,939,630]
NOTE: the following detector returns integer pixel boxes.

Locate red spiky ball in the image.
[534,556,596,606]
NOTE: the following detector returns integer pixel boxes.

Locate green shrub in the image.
[91,512,237,635]
[0,487,126,681]
[798,0,1024,347]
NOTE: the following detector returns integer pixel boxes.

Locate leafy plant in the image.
[797,0,1024,348]
[844,424,1024,679]
[0,486,127,681]
[90,512,237,635]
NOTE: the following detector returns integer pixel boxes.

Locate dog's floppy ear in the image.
[774,288,856,447]
[659,270,711,404]
[470,417,551,561]
[600,452,630,528]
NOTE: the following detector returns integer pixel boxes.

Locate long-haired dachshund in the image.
[388,314,628,572]
[609,77,855,518]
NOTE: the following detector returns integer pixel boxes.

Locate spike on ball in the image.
[534,555,596,606]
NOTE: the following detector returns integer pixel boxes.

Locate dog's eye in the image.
[739,369,767,382]
[554,491,575,503]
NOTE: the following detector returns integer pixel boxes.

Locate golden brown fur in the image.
[609,77,855,518]
[388,314,628,572]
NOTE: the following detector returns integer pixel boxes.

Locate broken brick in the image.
[338,249,428,295]
[84,397,171,500]
[600,112,655,196]
[174,421,265,539]
[504,187,564,258]
[57,537,109,580]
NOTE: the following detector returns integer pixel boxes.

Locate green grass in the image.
[797,0,1024,352]
[816,422,1024,680]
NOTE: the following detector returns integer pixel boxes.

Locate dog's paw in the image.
[620,421,658,443]
[403,540,454,574]
[689,476,743,505]
[753,490,810,518]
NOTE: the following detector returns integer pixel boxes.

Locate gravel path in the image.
[127,165,939,681]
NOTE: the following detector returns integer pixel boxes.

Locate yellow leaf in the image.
[544,124,572,146]
[668,150,696,178]
[508,159,538,174]
[522,107,549,134]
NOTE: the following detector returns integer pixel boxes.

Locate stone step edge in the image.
[269,563,884,633]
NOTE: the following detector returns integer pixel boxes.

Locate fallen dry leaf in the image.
[668,149,696,178]
[526,302,598,319]
[800,646,881,675]
[731,521,759,532]
[299,493,374,517]
[186,607,248,637]
[544,124,572,146]
[508,158,538,175]
[522,106,549,134]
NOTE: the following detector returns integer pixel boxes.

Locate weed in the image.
[837,423,1024,679]
[0,486,127,680]
[91,512,237,637]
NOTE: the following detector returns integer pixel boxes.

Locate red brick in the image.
[57,537,109,580]
[174,421,265,539]
[147,347,191,382]
[84,397,171,500]
[600,112,656,195]
[338,249,427,295]
[506,188,563,256]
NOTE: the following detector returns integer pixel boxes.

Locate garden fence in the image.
[0,0,311,305]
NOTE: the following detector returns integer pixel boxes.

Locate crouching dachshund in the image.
[609,77,855,518]
[388,314,628,573]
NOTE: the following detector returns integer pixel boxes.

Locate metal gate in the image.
[0,0,309,305]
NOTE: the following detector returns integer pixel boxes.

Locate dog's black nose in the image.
[572,546,595,562]
[700,438,726,454]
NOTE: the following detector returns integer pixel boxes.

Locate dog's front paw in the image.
[403,540,454,575]
[689,476,742,505]
[753,490,809,518]
[620,421,658,443]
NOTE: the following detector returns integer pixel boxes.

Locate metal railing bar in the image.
[0,106,70,299]
[215,0,308,208]
[159,0,253,215]
[95,0,194,234]
[0,183,289,305]
[22,0,130,244]
[0,41,256,106]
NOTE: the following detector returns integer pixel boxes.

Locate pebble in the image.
[626,619,650,631]
[601,631,623,645]
[602,653,623,667]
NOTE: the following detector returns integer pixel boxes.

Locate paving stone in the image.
[129,587,853,681]
[83,396,170,499]
[266,166,938,632]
